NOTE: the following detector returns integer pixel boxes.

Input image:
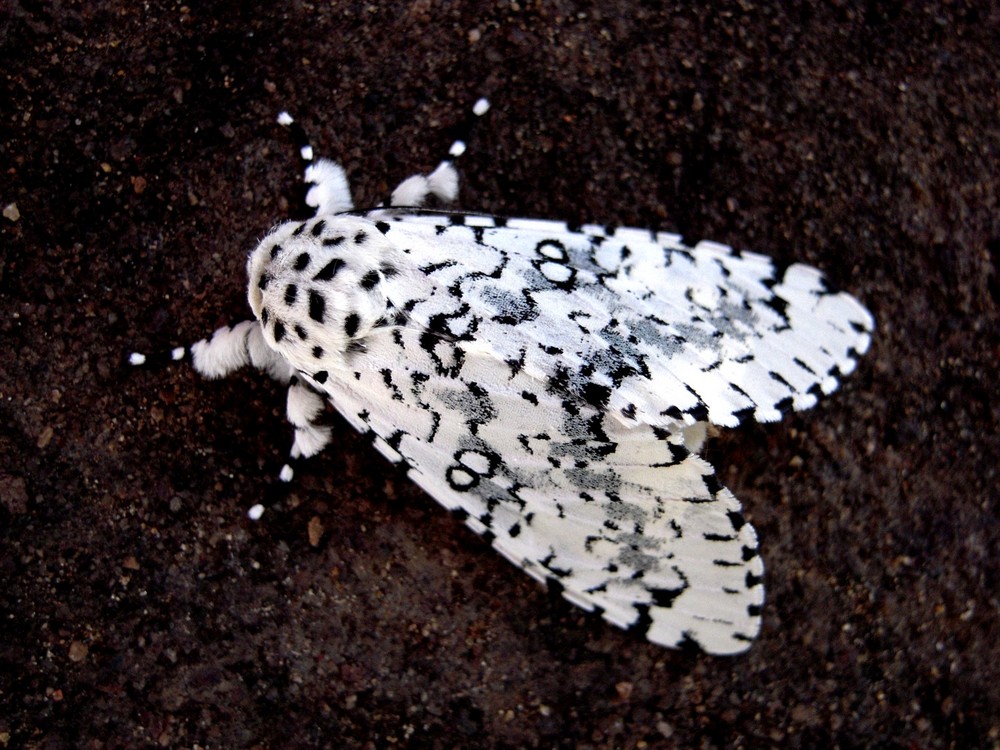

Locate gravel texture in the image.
[2,2,998,747]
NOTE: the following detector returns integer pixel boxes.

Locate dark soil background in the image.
[2,1,998,748]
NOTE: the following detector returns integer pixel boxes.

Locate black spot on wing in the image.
[775,396,795,415]
[582,382,612,410]
[769,371,792,388]
[650,585,686,608]
[793,357,817,375]
[764,294,789,320]
[667,443,690,463]
[727,511,746,532]
[539,553,572,579]
[702,473,722,496]
[662,405,683,420]
[686,402,709,422]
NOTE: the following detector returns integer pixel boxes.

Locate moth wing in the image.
[319,330,764,654]
[604,229,875,424]
[379,214,874,429]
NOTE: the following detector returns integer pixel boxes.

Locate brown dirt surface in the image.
[2,2,998,748]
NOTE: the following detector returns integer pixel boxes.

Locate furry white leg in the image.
[279,377,333,483]
[277,112,355,216]
[190,320,294,383]
[387,97,491,208]
[132,321,293,382]
[389,162,459,207]
[189,320,256,378]
[132,319,301,521]
[244,378,333,521]
[278,98,490,213]
[304,159,354,214]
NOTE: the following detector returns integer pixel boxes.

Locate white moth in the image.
[134,100,873,655]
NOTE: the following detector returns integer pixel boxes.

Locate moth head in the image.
[246,216,400,367]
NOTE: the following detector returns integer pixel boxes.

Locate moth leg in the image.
[303,159,354,215]
[276,112,355,216]
[192,329,329,519]
[389,161,459,207]
[190,320,295,383]
[279,376,332,482]
[191,323,332,484]
[130,319,290,382]
[388,97,491,208]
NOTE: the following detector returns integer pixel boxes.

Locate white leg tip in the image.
[247,504,265,521]
[276,111,294,126]
[279,464,294,482]
[128,352,146,366]
[473,98,490,116]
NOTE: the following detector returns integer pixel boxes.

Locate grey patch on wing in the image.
[437,382,498,431]
[628,317,686,358]
[564,465,623,496]
[609,532,664,574]
[480,285,538,324]
[675,298,762,353]
[705,298,761,342]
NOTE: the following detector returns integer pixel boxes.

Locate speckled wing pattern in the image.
[238,206,873,655]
